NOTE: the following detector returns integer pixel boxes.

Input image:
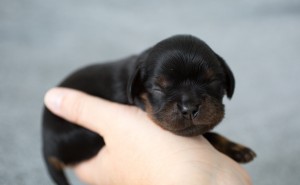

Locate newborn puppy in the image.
[42,35,256,185]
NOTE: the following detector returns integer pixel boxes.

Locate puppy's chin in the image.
[173,124,217,137]
[157,119,219,136]
[145,95,225,137]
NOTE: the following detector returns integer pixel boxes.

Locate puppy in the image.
[42,35,256,185]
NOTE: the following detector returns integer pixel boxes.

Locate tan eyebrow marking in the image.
[155,75,169,88]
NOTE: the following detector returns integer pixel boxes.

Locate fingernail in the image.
[44,88,64,114]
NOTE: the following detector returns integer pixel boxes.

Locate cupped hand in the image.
[44,87,252,185]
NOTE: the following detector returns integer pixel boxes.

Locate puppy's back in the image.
[42,55,137,185]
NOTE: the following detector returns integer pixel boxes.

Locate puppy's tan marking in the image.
[203,68,215,80]
[155,75,169,88]
[140,93,174,130]
[203,132,256,163]
[48,157,65,170]
[140,93,156,122]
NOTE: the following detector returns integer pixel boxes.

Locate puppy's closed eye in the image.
[206,80,224,96]
[152,87,164,95]
[208,80,222,89]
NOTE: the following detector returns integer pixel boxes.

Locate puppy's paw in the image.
[228,144,256,163]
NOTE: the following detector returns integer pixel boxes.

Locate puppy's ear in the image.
[127,48,152,105]
[215,53,235,99]
[127,65,143,104]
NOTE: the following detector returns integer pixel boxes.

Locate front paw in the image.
[228,144,256,163]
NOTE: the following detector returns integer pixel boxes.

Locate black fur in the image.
[42,35,255,185]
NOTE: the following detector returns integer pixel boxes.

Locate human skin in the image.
[44,87,252,185]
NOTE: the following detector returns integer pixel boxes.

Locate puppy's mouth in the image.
[173,124,216,136]
[143,93,224,137]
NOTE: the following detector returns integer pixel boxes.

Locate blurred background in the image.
[1,0,299,184]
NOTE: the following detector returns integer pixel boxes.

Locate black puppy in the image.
[42,35,256,185]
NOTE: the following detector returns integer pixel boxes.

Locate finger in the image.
[74,147,111,185]
[44,87,132,136]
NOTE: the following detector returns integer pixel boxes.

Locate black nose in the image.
[177,103,199,120]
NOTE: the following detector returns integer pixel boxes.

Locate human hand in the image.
[44,87,252,185]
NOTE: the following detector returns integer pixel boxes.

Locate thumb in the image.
[44,87,130,137]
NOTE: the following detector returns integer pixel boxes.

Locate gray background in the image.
[1,0,299,184]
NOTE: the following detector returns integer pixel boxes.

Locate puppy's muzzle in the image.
[177,102,200,120]
[177,93,202,120]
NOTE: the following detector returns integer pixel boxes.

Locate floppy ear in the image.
[127,48,152,105]
[127,65,144,105]
[214,53,235,99]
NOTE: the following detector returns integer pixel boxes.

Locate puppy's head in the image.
[128,35,235,136]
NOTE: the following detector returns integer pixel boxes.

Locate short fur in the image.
[42,35,256,185]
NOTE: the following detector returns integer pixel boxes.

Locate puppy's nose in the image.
[177,103,199,120]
